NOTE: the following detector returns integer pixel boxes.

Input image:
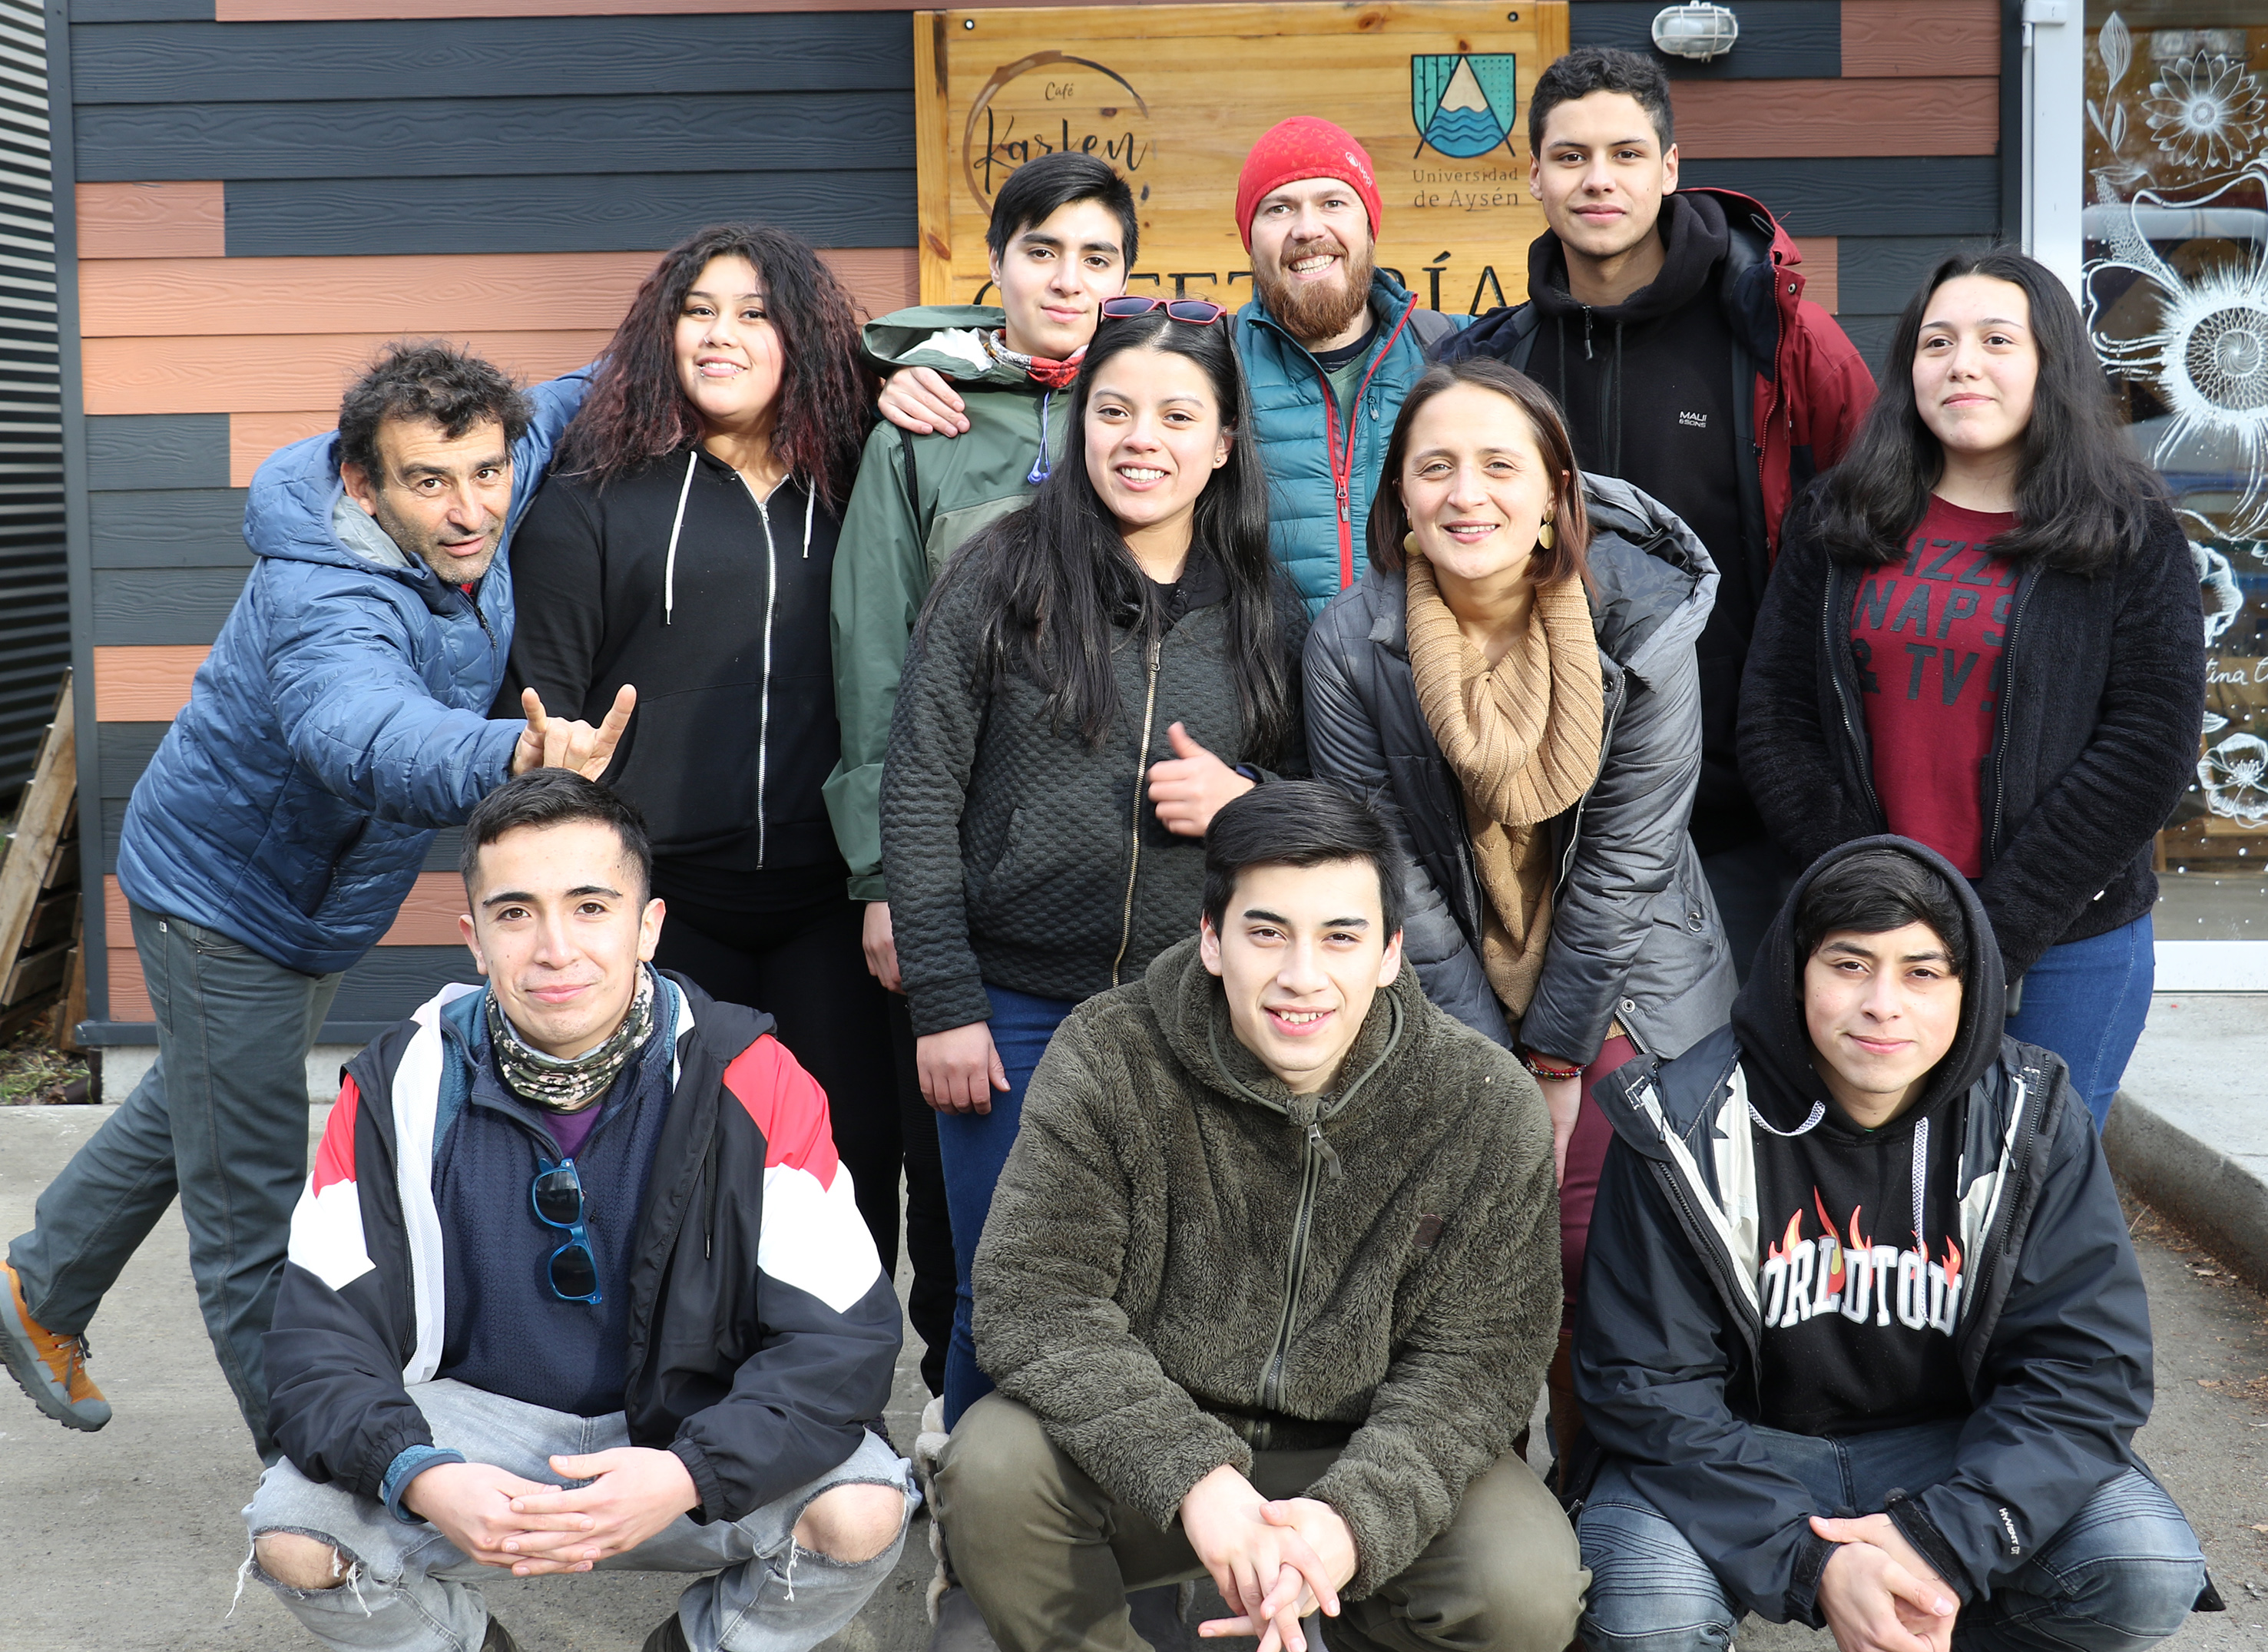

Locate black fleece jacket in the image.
[500,452,846,882]
[881,548,1307,1036]
[1576,837,2157,1625]
[1739,492,2205,981]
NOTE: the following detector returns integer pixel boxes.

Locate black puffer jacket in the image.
[881,551,1307,1037]
[1738,492,2205,981]
[1576,838,2166,1625]
[1304,474,1736,1065]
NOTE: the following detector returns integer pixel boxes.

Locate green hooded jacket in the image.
[822,305,1071,902]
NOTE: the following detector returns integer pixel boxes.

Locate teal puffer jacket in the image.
[1234,271,1463,615]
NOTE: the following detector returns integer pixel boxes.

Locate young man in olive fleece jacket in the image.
[933,783,1583,1652]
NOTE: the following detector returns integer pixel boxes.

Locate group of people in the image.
[0,42,2222,1652]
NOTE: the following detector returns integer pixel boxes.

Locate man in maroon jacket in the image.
[1440,45,1876,979]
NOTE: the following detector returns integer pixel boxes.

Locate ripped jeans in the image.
[243,1379,915,1652]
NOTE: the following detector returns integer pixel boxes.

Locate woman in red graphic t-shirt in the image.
[1738,247,2205,1131]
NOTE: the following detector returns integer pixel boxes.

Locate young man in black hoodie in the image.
[1438,48,1875,976]
[1571,839,2212,1652]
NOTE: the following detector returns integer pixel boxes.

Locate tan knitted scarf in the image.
[1405,552,1604,1018]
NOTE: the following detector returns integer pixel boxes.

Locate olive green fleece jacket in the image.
[972,935,1561,1598]
[821,305,1069,902]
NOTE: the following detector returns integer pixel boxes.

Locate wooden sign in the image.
[914,2,1569,315]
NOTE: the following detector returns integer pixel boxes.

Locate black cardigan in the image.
[1737,492,2204,982]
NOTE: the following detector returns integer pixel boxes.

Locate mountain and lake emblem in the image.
[1410,52,1518,158]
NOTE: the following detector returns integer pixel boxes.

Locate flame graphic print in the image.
[1758,1190,1963,1338]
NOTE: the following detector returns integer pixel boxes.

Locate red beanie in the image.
[1235,118,1383,252]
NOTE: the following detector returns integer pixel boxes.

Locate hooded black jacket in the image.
[1574,838,2157,1624]
[501,452,846,886]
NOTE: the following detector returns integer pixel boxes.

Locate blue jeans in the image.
[1579,1420,2203,1652]
[247,1379,915,1651]
[935,983,1077,1427]
[7,902,341,1459]
[2006,914,2155,1132]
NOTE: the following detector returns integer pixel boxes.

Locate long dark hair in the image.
[1811,246,2161,574]
[921,308,1296,761]
[553,223,876,505]
[1369,357,1593,587]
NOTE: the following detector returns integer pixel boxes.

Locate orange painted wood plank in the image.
[1670,78,1995,158]
[232,412,334,488]
[94,646,206,723]
[76,182,225,260]
[81,248,918,339]
[111,874,471,950]
[83,329,614,417]
[1843,0,2000,78]
[109,945,151,1022]
[1792,237,1837,314]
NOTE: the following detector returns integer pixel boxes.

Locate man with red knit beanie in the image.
[1231,116,1465,614]
[874,118,1465,617]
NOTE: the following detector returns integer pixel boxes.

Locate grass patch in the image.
[0,1024,89,1105]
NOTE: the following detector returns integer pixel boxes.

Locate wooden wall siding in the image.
[1842,0,2001,78]
[1571,0,1841,78]
[87,411,226,487]
[1791,237,1835,315]
[210,0,1283,16]
[83,329,614,415]
[0,0,64,817]
[108,942,480,1028]
[79,249,919,339]
[91,643,203,721]
[74,179,221,256]
[229,412,323,485]
[106,873,466,949]
[1674,157,1997,236]
[1672,77,1994,158]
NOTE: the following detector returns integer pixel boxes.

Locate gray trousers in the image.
[6,902,340,1459]
[935,1393,1589,1652]
[246,1379,916,1652]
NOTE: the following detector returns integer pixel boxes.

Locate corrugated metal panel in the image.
[0,0,62,817]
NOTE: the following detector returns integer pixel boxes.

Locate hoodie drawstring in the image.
[1028,389,1055,485]
[1911,1116,1929,1250]
[661,449,697,627]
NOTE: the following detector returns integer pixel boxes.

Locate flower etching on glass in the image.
[2142,52,2266,171]
[2193,539,2243,644]
[2199,733,2268,827]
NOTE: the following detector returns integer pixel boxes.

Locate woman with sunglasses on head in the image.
[1740,249,2204,1132]
[1305,356,1735,1475]
[881,296,1306,1426]
[497,224,944,1350]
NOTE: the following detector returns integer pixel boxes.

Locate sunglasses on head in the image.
[531,1158,602,1306]
[1100,296,1229,326]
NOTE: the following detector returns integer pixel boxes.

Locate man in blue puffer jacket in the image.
[0,344,625,1461]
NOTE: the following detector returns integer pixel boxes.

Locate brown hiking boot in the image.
[0,1259,110,1431]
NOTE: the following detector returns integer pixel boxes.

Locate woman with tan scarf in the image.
[1306,357,1735,1472]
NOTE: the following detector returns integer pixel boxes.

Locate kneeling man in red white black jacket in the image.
[246,770,913,1652]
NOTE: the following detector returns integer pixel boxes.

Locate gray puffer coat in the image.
[1305,474,1735,1064]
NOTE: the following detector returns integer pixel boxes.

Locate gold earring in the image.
[1403,531,1419,555]
[1538,516,1556,551]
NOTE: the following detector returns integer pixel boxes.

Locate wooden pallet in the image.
[0,671,81,1045]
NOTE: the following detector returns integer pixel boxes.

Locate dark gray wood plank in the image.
[1836,233,1994,313]
[87,414,227,491]
[92,564,247,644]
[91,486,250,568]
[1677,158,1998,235]
[329,945,482,1021]
[74,93,913,181]
[98,720,165,797]
[68,0,211,19]
[1838,313,1899,377]
[72,14,910,103]
[225,169,915,257]
[1569,0,1840,80]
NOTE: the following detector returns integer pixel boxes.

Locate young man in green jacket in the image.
[935,783,1583,1652]
[823,151,1135,991]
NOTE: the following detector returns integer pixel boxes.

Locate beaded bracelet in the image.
[1520,1050,1583,1082]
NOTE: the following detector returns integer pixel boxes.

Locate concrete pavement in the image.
[5,1098,2268,1650]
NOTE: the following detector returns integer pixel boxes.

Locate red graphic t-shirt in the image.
[1849,495,2018,877]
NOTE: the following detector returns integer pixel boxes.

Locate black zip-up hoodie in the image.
[500,451,845,882]
[1574,838,2164,1624]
